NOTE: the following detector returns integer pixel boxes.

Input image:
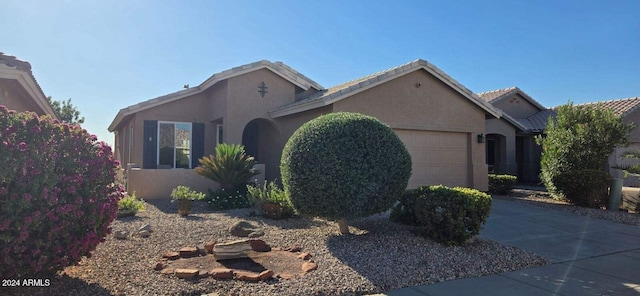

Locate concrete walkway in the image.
[379,198,640,295]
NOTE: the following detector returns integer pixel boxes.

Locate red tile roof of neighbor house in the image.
[575,97,640,117]
[269,59,502,118]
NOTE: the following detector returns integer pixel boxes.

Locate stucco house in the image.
[0,53,57,118]
[478,87,555,182]
[109,59,501,199]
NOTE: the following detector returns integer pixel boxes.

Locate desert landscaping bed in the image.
[6,199,553,296]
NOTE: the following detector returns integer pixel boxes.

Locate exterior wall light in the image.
[477,133,484,143]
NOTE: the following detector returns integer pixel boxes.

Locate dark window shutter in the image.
[143,120,158,169]
[191,122,205,168]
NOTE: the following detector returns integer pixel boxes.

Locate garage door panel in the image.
[395,130,469,189]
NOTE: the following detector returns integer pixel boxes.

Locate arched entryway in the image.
[241,118,279,180]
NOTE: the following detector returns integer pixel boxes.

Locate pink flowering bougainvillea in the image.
[0,106,124,277]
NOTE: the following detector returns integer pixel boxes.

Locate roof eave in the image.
[0,66,58,119]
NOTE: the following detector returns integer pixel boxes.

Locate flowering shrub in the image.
[0,106,124,277]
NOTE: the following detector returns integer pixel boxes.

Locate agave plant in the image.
[195,143,260,190]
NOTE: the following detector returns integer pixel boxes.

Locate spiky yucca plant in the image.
[195,143,259,190]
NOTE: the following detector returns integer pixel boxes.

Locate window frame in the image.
[216,124,224,146]
[157,121,193,169]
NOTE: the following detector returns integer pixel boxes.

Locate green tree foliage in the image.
[46,96,85,124]
[536,102,633,198]
[195,143,259,190]
[281,112,412,234]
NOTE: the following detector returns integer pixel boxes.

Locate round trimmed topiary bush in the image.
[280,112,412,233]
[0,106,124,277]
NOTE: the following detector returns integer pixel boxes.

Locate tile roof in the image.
[575,97,640,117]
[477,87,517,102]
[108,60,323,131]
[0,52,56,118]
[270,59,501,118]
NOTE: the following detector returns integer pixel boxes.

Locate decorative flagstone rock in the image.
[248,239,270,252]
[297,252,311,260]
[213,240,252,260]
[210,268,234,279]
[162,251,180,260]
[259,269,274,281]
[175,268,199,279]
[179,247,198,258]
[233,270,261,282]
[302,260,317,272]
[204,241,216,253]
[229,220,264,237]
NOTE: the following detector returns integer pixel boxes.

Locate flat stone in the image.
[175,268,199,279]
[204,241,217,253]
[211,268,234,279]
[302,260,318,272]
[234,270,261,282]
[138,230,151,238]
[198,270,210,278]
[162,251,180,260]
[278,273,297,280]
[297,252,311,260]
[229,220,264,237]
[248,239,271,252]
[160,268,174,275]
[179,247,198,258]
[259,269,274,281]
[114,230,129,240]
[213,239,252,260]
[138,224,151,232]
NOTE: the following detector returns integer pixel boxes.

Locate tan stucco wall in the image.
[492,94,540,118]
[0,79,48,116]
[332,70,488,190]
[485,118,517,175]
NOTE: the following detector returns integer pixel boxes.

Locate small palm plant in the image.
[195,143,260,190]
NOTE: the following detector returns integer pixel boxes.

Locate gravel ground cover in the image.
[4,198,554,296]
[509,188,640,226]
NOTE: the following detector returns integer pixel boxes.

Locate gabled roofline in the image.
[574,97,640,118]
[0,54,57,119]
[479,86,546,111]
[108,60,323,132]
[269,59,502,119]
[499,112,528,131]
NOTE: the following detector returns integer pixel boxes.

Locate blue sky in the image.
[3,0,639,146]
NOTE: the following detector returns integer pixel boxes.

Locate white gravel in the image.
[6,199,551,296]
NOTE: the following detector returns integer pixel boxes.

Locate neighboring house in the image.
[478,87,555,182]
[109,59,501,198]
[0,52,57,118]
[576,97,640,186]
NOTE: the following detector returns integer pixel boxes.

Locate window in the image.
[216,124,223,146]
[158,122,192,168]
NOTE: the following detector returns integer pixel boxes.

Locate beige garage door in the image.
[395,130,469,189]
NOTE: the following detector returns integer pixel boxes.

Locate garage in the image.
[395,130,470,189]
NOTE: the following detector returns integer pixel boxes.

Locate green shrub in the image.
[537,102,632,199]
[281,112,412,233]
[552,169,609,208]
[170,185,206,201]
[207,188,252,210]
[0,106,123,277]
[247,181,295,219]
[118,192,145,212]
[488,174,517,195]
[195,143,260,190]
[399,185,492,246]
[390,187,427,226]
